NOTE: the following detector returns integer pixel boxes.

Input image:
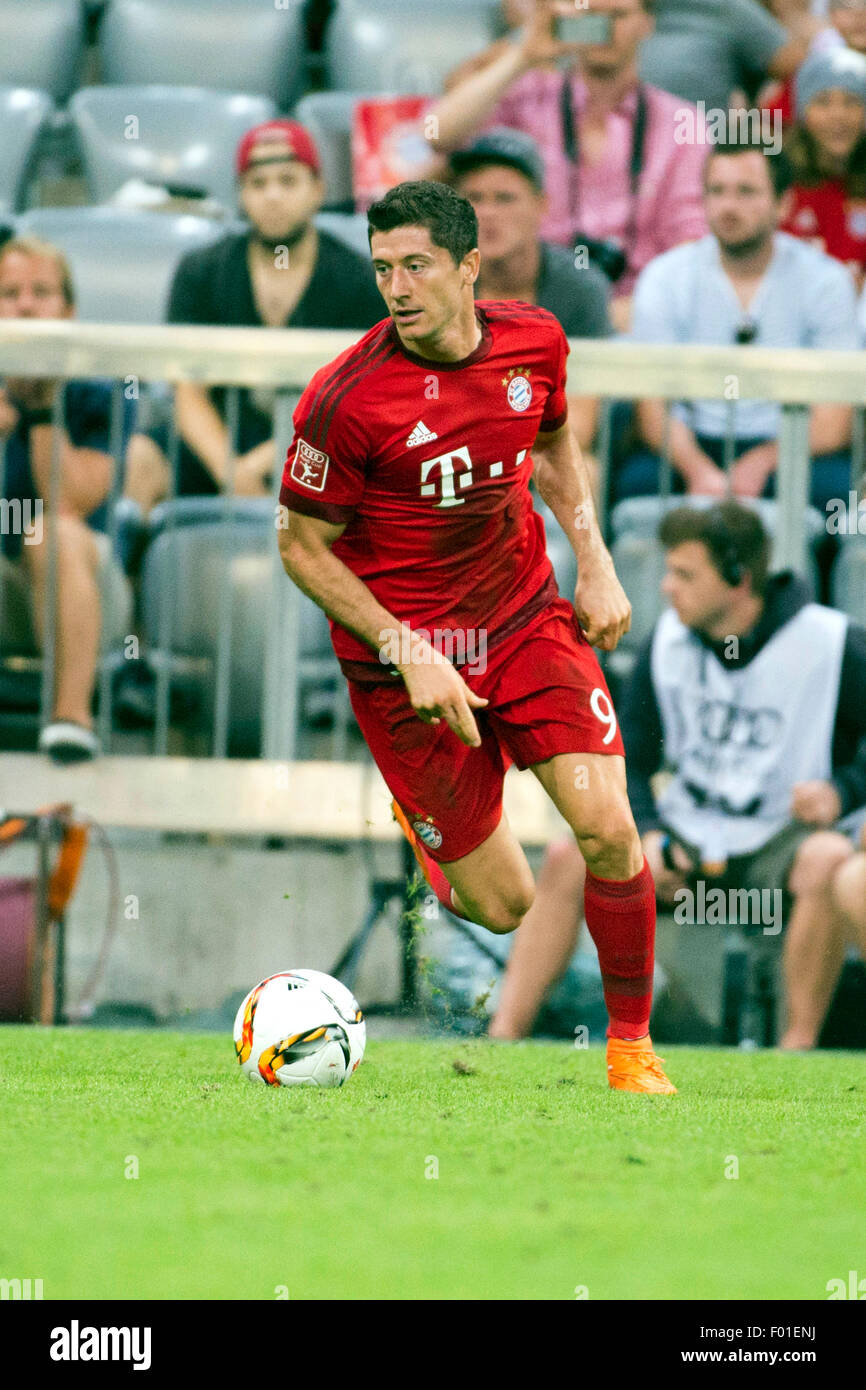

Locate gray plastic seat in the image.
[100,0,307,107]
[0,0,83,103]
[70,87,278,209]
[326,0,503,94]
[534,495,578,601]
[0,87,53,214]
[609,495,827,655]
[141,500,340,753]
[832,528,866,623]
[294,91,361,209]
[314,210,371,259]
[15,207,226,323]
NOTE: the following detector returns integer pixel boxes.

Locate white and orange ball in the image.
[233,969,365,1088]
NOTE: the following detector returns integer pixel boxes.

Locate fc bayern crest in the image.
[413,818,442,850]
[504,367,533,412]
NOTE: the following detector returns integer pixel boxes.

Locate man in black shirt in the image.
[125,119,384,503]
[447,127,611,494]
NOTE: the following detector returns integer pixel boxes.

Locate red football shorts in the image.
[347,597,625,863]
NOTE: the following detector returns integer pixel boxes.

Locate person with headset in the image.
[484,500,866,1049]
[425,0,707,331]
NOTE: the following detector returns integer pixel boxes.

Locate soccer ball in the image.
[233,969,366,1088]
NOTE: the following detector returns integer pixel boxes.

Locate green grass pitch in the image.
[2,1028,864,1301]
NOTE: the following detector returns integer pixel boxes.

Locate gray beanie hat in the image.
[796,47,866,119]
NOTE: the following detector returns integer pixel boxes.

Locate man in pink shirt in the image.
[429,0,707,329]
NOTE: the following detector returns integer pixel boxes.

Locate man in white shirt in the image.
[620,137,858,509]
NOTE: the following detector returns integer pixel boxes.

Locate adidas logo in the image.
[406,421,438,448]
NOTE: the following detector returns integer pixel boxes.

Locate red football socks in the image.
[582,855,656,1041]
[424,854,457,915]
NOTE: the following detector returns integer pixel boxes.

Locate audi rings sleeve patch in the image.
[291,439,330,491]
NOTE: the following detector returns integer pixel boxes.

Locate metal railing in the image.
[0,320,864,760]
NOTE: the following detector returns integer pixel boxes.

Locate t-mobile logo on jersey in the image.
[418,445,527,508]
[419,446,473,508]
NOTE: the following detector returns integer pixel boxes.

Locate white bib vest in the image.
[651,603,848,858]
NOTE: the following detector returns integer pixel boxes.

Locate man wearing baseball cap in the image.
[448,126,611,494]
[126,119,383,503]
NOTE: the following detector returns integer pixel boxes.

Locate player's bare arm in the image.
[278,509,487,748]
[532,419,631,651]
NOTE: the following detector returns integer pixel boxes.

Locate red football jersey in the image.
[279,302,570,671]
[781,181,866,285]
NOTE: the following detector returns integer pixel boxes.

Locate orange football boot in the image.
[607,1035,677,1094]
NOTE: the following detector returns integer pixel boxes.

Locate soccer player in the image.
[277,180,675,1094]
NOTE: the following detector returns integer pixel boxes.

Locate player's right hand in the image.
[397,641,489,748]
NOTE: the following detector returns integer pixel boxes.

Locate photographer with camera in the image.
[427,0,707,330]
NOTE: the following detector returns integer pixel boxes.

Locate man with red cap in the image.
[125,119,383,503]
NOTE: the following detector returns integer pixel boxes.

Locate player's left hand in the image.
[791,780,842,826]
[573,546,631,651]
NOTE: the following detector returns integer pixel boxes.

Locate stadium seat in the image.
[314,211,371,259]
[608,496,827,662]
[15,207,226,323]
[70,87,278,210]
[0,88,54,215]
[325,0,504,94]
[294,92,360,210]
[831,528,866,623]
[534,496,578,601]
[100,0,307,108]
[140,499,345,755]
[0,0,84,104]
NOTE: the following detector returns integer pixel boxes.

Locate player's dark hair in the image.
[659,501,770,595]
[367,180,478,266]
[703,139,794,199]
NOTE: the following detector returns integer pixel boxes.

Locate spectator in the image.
[446,126,611,489]
[758,0,843,127]
[827,0,866,56]
[428,0,708,331]
[828,819,866,968]
[638,0,802,112]
[0,237,133,762]
[780,48,866,286]
[124,119,384,509]
[488,501,866,1048]
[621,138,857,509]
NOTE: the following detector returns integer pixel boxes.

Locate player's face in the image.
[804,88,866,164]
[0,252,72,319]
[703,153,780,255]
[456,166,545,263]
[661,541,737,631]
[239,156,323,245]
[370,226,478,347]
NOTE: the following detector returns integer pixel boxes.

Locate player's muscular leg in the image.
[529,752,643,880]
[440,815,535,935]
